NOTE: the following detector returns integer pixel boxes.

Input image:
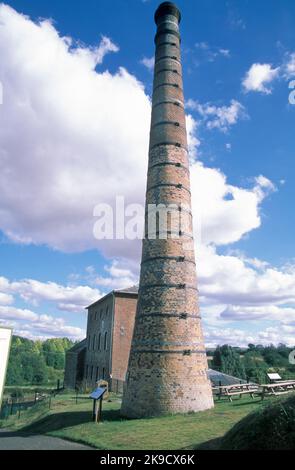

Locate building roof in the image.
[207,369,254,386]
[114,285,138,295]
[86,285,138,309]
[66,338,87,354]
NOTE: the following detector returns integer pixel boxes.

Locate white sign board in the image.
[0,327,12,407]
[267,373,281,381]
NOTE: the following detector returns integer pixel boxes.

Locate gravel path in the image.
[0,429,92,450]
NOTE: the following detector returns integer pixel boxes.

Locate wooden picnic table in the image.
[212,383,259,402]
[260,381,295,400]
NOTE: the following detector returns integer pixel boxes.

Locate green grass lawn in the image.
[0,393,270,450]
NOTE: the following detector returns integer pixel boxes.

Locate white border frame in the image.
[0,326,13,409]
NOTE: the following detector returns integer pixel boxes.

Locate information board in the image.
[0,326,12,407]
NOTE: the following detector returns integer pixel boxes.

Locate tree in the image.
[5,335,75,386]
[243,350,268,384]
[212,345,246,379]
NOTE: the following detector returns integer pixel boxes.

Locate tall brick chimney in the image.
[121,2,214,418]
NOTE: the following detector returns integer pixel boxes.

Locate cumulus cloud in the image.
[197,245,295,307]
[185,114,200,158]
[220,305,295,323]
[198,246,295,347]
[0,306,84,339]
[205,325,295,348]
[242,63,280,94]
[0,4,151,253]
[0,275,101,312]
[140,56,154,71]
[186,99,246,132]
[0,292,13,305]
[191,165,275,246]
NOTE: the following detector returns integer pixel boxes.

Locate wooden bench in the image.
[214,383,259,402]
[260,381,295,400]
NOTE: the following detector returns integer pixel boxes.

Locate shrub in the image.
[220,394,295,450]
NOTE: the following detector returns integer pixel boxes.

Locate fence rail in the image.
[0,386,63,420]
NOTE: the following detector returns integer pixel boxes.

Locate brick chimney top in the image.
[154,2,181,25]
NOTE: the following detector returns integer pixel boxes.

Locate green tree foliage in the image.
[243,350,268,383]
[212,343,295,383]
[5,336,75,386]
[212,345,246,379]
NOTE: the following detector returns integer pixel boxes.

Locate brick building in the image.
[64,339,86,389]
[64,286,138,391]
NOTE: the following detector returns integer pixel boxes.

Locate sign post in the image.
[0,326,13,409]
[89,387,106,423]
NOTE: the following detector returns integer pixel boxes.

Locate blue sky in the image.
[0,0,294,346]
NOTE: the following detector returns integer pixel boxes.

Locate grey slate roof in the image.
[207,368,250,386]
[114,285,138,295]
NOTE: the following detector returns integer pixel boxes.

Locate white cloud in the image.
[186,99,246,132]
[219,48,230,58]
[140,56,154,71]
[0,4,151,254]
[0,275,101,312]
[72,35,119,67]
[205,325,295,348]
[195,42,231,62]
[185,114,200,158]
[191,164,275,246]
[284,52,295,78]
[0,306,84,340]
[197,244,295,308]
[220,305,295,323]
[0,292,13,305]
[205,327,256,348]
[242,63,280,94]
[0,305,38,322]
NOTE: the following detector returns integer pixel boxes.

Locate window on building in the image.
[102,367,105,380]
[104,332,108,350]
[96,367,99,381]
[92,334,96,350]
[86,365,88,378]
[106,306,109,316]
[91,365,93,380]
[87,335,91,350]
[98,333,101,351]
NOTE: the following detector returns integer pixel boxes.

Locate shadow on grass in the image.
[215,398,262,408]
[230,399,263,407]
[18,411,93,435]
[7,408,124,437]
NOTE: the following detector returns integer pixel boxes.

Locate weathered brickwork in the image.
[84,294,114,387]
[64,339,86,389]
[121,2,214,418]
[82,289,138,390]
[111,295,137,382]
